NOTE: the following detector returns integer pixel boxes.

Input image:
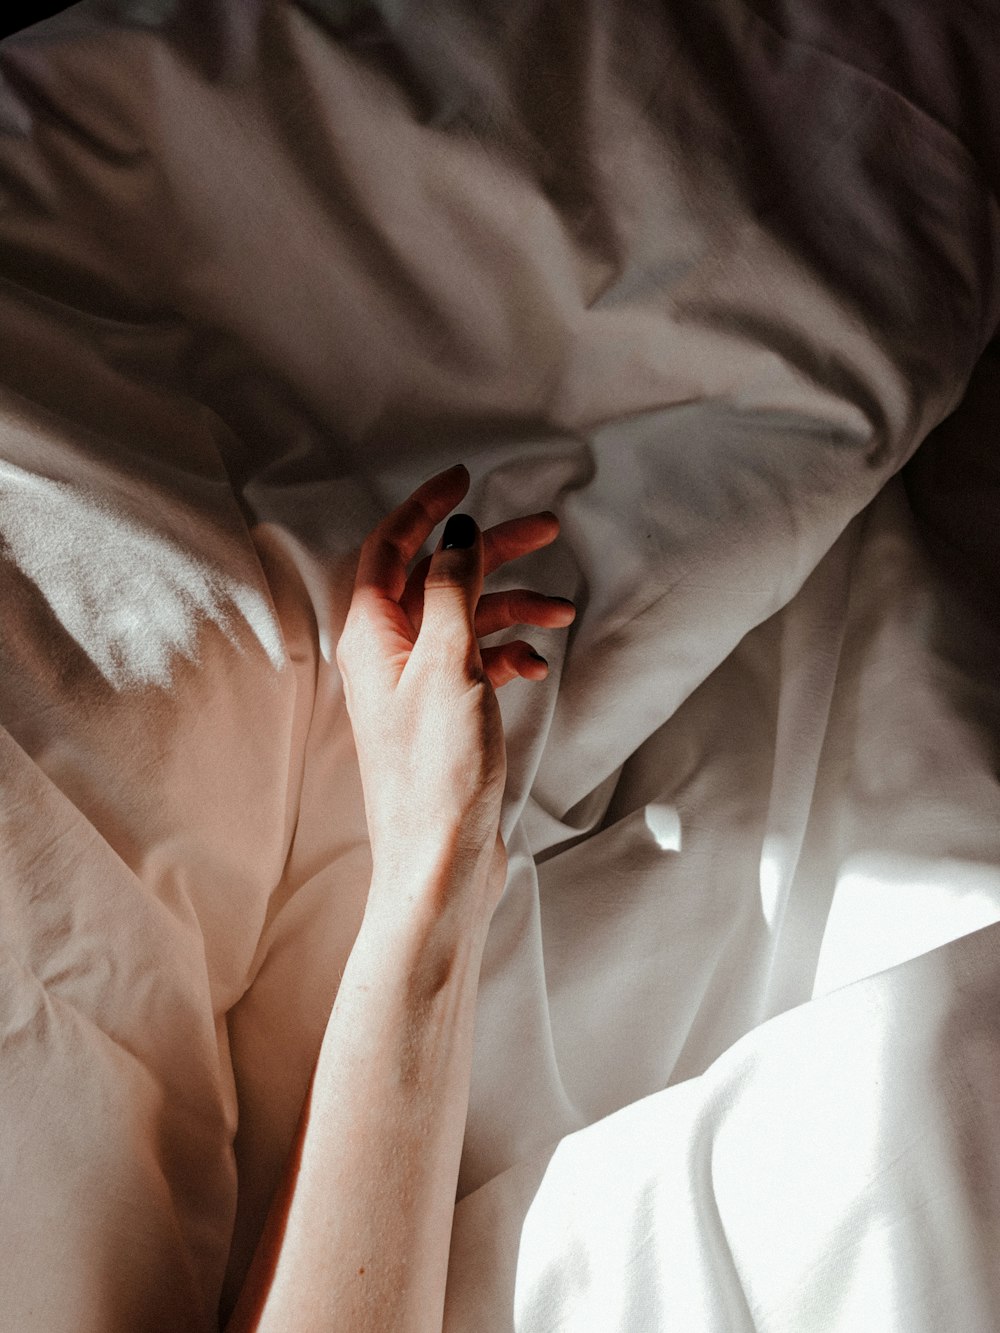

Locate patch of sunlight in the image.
[759,833,791,931]
[813,853,1000,998]
[0,465,285,689]
[644,801,681,852]
[823,1220,902,1330]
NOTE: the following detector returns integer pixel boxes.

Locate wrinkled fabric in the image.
[0,1,998,1329]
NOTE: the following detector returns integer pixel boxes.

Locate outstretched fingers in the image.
[400,509,563,630]
[346,465,572,690]
[353,464,470,609]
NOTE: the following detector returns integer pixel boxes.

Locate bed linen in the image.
[0,1,998,1329]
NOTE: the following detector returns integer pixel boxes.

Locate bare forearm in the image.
[225,859,491,1333]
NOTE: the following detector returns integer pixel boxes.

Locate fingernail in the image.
[550,597,575,606]
[442,513,477,549]
[528,650,547,664]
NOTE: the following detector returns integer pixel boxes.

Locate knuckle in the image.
[424,568,465,593]
[412,495,436,531]
[414,634,480,682]
[428,630,478,669]
[510,589,536,621]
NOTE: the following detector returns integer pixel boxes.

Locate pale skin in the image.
[223,462,575,1332]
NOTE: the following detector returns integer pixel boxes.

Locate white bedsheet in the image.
[1,1,999,1329]
[445,473,1000,1330]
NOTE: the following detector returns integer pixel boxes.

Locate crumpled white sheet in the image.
[448,914,1000,1332]
[444,473,1000,1331]
[0,1,999,1330]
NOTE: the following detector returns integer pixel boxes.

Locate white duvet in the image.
[1,1,999,1329]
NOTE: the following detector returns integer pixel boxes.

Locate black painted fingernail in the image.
[528,650,548,664]
[442,513,477,549]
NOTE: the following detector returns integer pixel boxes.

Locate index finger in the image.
[353,463,471,608]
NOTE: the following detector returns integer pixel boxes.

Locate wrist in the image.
[370,827,495,911]
[357,873,491,1010]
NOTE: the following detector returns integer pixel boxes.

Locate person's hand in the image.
[336,463,575,923]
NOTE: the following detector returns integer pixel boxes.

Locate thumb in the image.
[420,511,483,648]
